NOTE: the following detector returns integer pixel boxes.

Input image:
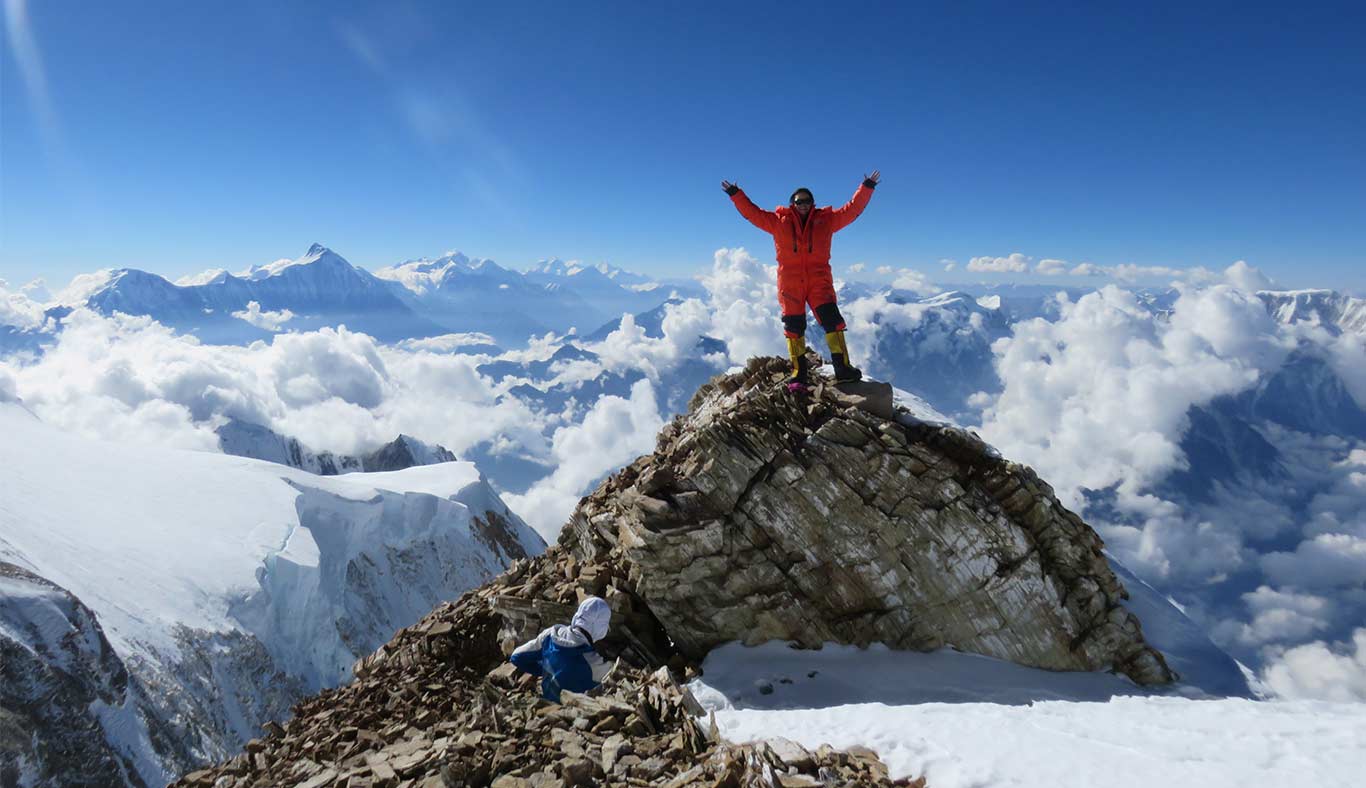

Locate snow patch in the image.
[692,643,1364,788]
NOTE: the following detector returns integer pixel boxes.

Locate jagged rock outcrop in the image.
[561,357,1174,685]
[174,549,921,787]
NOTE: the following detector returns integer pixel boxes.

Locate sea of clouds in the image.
[2,254,1363,701]
[973,280,1366,702]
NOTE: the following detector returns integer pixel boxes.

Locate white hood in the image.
[570,596,611,643]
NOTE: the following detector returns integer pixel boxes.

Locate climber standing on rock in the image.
[509,596,612,703]
[722,171,879,389]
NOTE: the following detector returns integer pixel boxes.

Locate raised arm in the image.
[829,170,880,233]
[722,179,779,235]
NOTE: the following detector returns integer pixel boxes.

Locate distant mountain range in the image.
[8,244,704,348]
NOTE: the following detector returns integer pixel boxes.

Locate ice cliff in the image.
[0,402,544,786]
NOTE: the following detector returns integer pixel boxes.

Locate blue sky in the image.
[3,1,1364,291]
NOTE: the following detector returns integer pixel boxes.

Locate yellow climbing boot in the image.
[786,335,811,388]
[826,331,863,383]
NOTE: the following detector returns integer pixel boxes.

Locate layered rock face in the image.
[562,357,1174,685]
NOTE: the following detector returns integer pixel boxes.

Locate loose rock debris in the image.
[174,546,924,787]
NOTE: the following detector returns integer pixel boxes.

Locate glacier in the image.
[0,400,544,786]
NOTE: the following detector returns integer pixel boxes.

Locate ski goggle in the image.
[792,197,814,205]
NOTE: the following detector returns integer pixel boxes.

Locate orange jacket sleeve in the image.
[729,189,779,235]
[828,181,875,233]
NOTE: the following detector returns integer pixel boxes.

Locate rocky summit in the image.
[176,357,1175,787]
[562,356,1174,685]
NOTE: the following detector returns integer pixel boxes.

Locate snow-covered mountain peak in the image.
[237,244,354,281]
[529,258,609,282]
[175,268,231,287]
[293,243,354,271]
[528,258,573,277]
[1259,288,1366,335]
[395,434,457,466]
[528,258,650,286]
[94,268,183,299]
[374,252,514,295]
[914,290,997,313]
[396,252,473,272]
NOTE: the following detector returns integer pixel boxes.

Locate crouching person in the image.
[508,596,612,702]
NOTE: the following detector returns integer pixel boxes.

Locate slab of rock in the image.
[562,356,1175,685]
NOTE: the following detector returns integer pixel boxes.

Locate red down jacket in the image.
[729,182,874,317]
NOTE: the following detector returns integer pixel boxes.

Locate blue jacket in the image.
[509,597,612,702]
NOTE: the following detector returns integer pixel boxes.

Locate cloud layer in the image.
[973,268,1365,690]
[5,253,1363,698]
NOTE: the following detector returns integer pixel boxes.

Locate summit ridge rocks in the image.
[562,356,1174,685]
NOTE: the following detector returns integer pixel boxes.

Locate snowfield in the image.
[0,400,540,667]
[0,399,543,785]
[691,642,1366,788]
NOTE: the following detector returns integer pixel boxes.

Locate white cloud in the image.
[52,269,117,306]
[974,282,1316,602]
[231,301,294,332]
[967,253,1030,273]
[503,379,663,540]
[0,309,545,459]
[20,278,50,302]
[1260,629,1366,702]
[1035,259,1068,276]
[1055,261,1259,286]
[1232,586,1335,646]
[1261,534,1366,590]
[396,333,498,353]
[175,268,229,287]
[890,269,942,296]
[0,366,17,402]
[700,248,781,365]
[848,263,866,274]
[980,285,1288,513]
[876,265,894,276]
[940,259,957,272]
[0,279,47,329]
[591,303,710,381]
[1223,260,1275,292]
